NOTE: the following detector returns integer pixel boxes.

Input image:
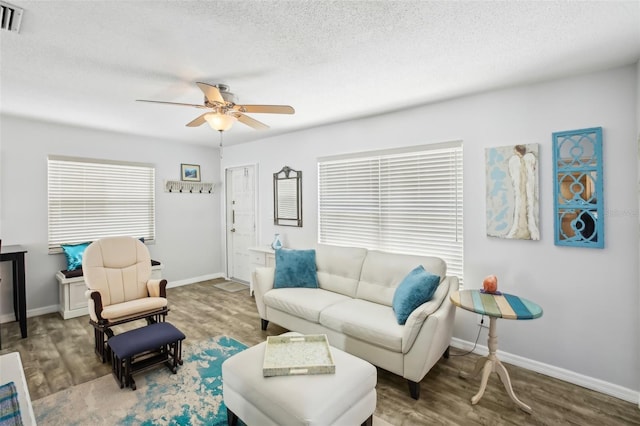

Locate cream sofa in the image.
[253,244,459,399]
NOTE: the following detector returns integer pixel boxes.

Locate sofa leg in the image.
[361,415,373,426]
[227,408,238,426]
[261,319,269,330]
[443,346,450,359]
[408,380,420,400]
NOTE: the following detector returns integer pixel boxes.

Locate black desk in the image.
[0,245,28,338]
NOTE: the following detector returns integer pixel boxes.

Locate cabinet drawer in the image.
[251,252,266,265]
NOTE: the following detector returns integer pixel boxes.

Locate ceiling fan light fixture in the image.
[205,113,237,131]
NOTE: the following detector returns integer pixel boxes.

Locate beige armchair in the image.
[83,236,168,362]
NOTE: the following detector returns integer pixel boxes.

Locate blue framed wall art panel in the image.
[552,127,604,248]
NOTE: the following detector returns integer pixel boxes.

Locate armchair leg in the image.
[94,327,114,363]
[95,328,107,363]
[408,380,420,400]
[443,346,450,359]
[261,319,269,331]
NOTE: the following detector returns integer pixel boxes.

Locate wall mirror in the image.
[552,127,603,248]
[273,166,302,227]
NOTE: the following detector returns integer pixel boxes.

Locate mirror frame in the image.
[273,166,302,227]
[552,127,604,248]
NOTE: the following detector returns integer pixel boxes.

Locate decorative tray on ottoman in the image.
[263,334,335,377]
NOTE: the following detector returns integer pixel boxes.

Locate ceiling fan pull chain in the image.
[219,130,224,159]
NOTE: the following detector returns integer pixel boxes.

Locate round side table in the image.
[450,289,543,413]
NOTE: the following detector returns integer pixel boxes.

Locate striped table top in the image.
[450,290,543,320]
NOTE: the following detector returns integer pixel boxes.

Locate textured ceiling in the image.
[1,1,639,147]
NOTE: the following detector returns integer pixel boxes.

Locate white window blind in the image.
[48,156,156,252]
[318,142,463,281]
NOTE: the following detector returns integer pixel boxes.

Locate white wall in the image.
[221,65,640,398]
[0,116,222,317]
[0,64,637,401]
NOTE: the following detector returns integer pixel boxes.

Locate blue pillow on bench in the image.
[274,248,319,289]
[61,242,91,271]
[392,265,441,325]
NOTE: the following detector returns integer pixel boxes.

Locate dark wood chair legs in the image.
[261,319,269,330]
[361,414,373,426]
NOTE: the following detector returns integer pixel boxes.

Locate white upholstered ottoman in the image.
[222,333,377,426]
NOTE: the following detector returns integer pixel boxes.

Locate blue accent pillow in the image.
[392,265,441,325]
[273,248,319,289]
[61,242,91,271]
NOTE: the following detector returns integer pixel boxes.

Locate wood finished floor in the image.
[1,278,639,426]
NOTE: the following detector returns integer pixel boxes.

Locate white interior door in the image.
[226,165,257,282]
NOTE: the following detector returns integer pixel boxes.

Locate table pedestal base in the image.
[460,317,532,413]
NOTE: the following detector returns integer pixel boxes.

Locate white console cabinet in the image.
[248,246,275,295]
[56,263,163,319]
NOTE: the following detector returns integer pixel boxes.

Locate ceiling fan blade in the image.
[237,105,295,114]
[136,99,208,109]
[186,113,209,127]
[235,113,270,130]
[196,82,225,104]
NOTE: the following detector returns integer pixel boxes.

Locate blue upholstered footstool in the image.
[108,322,185,390]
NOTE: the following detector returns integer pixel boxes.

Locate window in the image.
[48,156,156,252]
[318,141,463,281]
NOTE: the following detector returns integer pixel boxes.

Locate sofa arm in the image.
[147,278,168,298]
[253,267,275,319]
[402,275,460,382]
[402,275,459,353]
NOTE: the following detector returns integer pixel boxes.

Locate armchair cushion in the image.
[100,297,168,321]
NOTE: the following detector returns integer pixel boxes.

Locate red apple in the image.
[483,275,498,293]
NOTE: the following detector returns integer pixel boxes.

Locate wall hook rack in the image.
[164,180,214,194]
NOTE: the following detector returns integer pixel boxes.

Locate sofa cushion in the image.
[315,244,368,297]
[392,266,440,325]
[274,249,318,289]
[264,288,352,324]
[357,250,446,306]
[320,299,403,352]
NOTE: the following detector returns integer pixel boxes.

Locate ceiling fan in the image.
[136,82,295,132]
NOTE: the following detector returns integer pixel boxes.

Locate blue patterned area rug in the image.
[33,336,247,426]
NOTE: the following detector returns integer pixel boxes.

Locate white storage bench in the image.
[56,260,163,319]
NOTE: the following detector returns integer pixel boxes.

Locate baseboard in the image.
[0,274,226,323]
[166,273,225,289]
[0,304,58,324]
[450,337,639,405]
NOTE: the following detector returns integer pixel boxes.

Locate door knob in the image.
[230,228,236,233]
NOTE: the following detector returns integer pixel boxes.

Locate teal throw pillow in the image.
[392,265,441,325]
[61,242,91,271]
[273,248,319,289]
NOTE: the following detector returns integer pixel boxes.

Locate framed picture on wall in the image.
[181,164,201,182]
[485,143,540,240]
